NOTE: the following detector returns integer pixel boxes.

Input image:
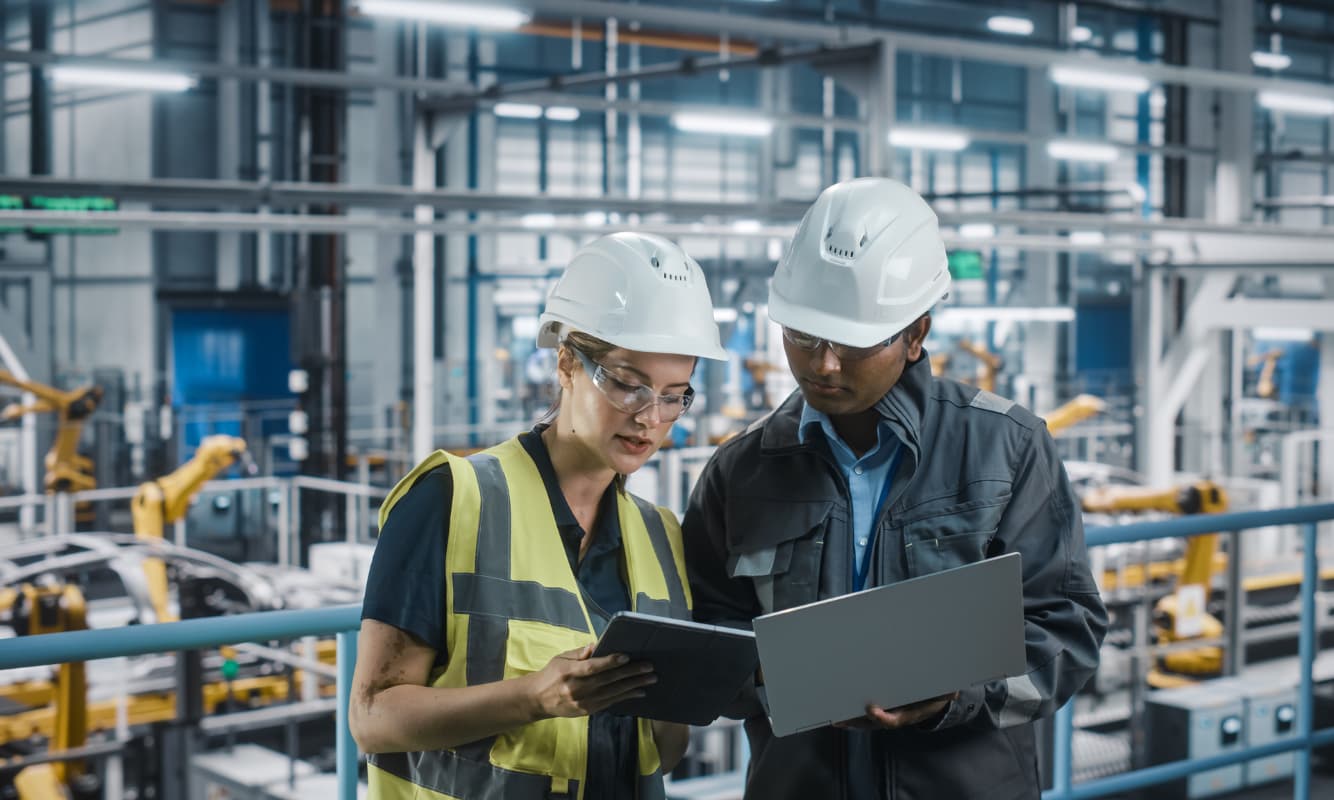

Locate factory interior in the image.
[3,0,1334,798]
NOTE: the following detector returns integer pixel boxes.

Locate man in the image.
[683,177,1108,800]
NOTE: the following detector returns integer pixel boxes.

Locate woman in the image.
[350,232,729,800]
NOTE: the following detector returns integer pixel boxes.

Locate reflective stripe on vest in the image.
[367,438,690,800]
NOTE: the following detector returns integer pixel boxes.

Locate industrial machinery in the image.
[1248,350,1281,400]
[1042,394,1107,434]
[955,339,1003,393]
[0,582,99,800]
[130,435,249,623]
[0,372,103,493]
[1082,480,1230,685]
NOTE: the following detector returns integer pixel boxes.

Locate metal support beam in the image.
[411,119,435,464]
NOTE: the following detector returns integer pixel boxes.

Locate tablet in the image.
[591,611,758,726]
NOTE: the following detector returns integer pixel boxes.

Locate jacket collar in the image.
[760,351,933,462]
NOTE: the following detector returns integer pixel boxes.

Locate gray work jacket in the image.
[683,354,1108,800]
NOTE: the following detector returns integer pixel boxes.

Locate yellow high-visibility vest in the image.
[366,436,692,800]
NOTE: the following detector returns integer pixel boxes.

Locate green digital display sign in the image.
[948,250,985,281]
[0,195,119,236]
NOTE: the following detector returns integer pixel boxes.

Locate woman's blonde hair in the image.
[537,330,616,426]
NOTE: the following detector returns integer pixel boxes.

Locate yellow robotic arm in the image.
[1041,394,1106,434]
[0,370,103,493]
[1082,480,1229,682]
[131,435,248,622]
[956,339,1003,393]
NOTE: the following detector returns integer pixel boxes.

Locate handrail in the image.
[1084,501,1334,546]
[2,504,1332,800]
[0,604,361,670]
[1048,508,1334,800]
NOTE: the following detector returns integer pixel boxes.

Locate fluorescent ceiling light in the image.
[986,16,1034,36]
[356,0,530,29]
[1250,51,1292,71]
[958,223,996,239]
[493,102,543,119]
[494,287,544,306]
[713,308,739,323]
[1070,26,1093,44]
[49,65,196,92]
[938,306,1076,323]
[543,106,580,122]
[1050,65,1150,94]
[888,128,970,151]
[1253,327,1314,342]
[1258,90,1334,116]
[671,112,773,137]
[1047,139,1119,163]
[582,211,608,226]
[731,220,763,233]
[1069,230,1106,245]
[519,213,556,228]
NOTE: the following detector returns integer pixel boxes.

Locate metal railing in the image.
[4,504,1334,800]
[0,605,363,800]
[1046,503,1334,800]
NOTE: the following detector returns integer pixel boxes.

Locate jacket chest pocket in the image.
[901,495,1009,578]
[725,499,831,613]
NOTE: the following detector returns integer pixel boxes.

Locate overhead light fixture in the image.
[519,213,556,228]
[1069,230,1106,246]
[581,211,608,226]
[1253,327,1314,342]
[986,16,1034,36]
[1050,65,1150,94]
[356,0,530,29]
[671,112,773,137]
[731,220,764,233]
[49,65,197,92]
[493,102,543,119]
[1258,90,1334,116]
[713,308,739,323]
[1070,26,1093,44]
[543,106,580,122]
[888,128,970,151]
[1250,51,1292,71]
[958,223,996,239]
[938,306,1077,324]
[1047,139,1120,163]
[493,287,544,306]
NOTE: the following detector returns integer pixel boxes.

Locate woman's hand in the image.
[525,645,657,719]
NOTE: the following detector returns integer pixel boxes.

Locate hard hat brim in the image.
[768,291,917,349]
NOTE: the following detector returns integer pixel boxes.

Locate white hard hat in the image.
[538,232,729,360]
[769,177,951,348]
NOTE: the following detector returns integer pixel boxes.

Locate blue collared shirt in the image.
[798,403,900,585]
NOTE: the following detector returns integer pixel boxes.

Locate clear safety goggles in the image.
[571,347,695,422]
[781,326,902,362]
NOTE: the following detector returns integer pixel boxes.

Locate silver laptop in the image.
[752,552,1026,737]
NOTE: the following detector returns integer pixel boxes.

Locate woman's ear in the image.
[556,346,576,391]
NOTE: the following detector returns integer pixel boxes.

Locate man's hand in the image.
[525,645,657,719]
[833,692,958,731]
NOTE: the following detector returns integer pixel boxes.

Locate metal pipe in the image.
[1051,702,1073,795]
[1296,521,1318,800]
[337,629,360,800]
[0,48,470,96]
[1,208,1333,247]
[0,605,361,670]
[1086,503,1334,547]
[412,115,435,465]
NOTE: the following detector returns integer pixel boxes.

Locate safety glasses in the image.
[571,348,695,422]
[781,326,902,362]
